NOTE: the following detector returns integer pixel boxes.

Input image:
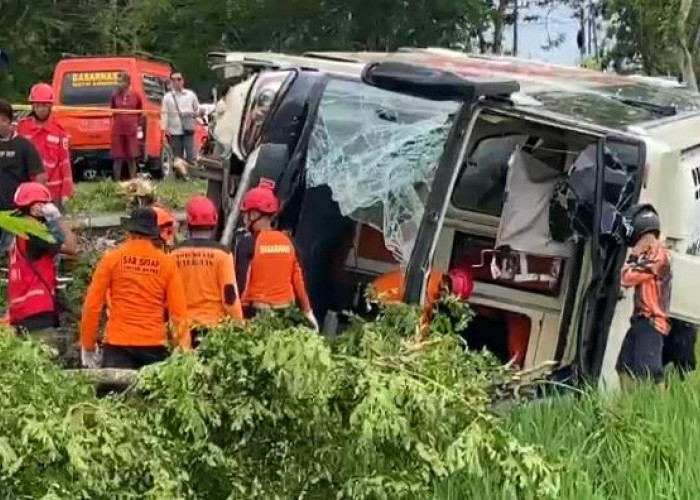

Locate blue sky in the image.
[503,3,584,66]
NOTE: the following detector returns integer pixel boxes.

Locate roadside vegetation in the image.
[0,303,560,499]
[64,179,206,215]
[2,244,698,497]
[2,181,698,498]
[450,374,700,499]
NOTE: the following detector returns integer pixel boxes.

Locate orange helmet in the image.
[153,207,176,245]
[28,83,54,104]
[14,182,51,208]
[240,186,279,215]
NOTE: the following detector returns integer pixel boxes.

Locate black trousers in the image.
[616,317,665,383]
[663,319,697,377]
[101,344,169,370]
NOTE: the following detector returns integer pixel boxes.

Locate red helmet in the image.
[241,186,280,215]
[448,268,474,301]
[28,83,54,104]
[14,182,51,208]
[186,195,218,227]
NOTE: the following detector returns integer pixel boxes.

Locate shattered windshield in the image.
[306,78,457,264]
[530,83,700,129]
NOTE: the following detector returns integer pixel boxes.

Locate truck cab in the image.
[51,55,207,179]
[199,49,700,390]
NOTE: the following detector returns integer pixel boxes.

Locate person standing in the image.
[235,186,317,328]
[6,182,77,354]
[616,204,672,389]
[17,83,74,209]
[171,195,243,346]
[80,207,190,370]
[161,71,199,165]
[0,99,45,252]
[110,72,142,180]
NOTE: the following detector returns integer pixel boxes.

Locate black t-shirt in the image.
[0,134,44,210]
[234,232,257,295]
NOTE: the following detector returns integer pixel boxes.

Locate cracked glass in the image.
[306,78,458,265]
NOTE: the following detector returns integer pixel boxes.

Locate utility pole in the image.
[579,3,586,58]
[513,0,519,56]
[591,1,599,59]
[111,0,118,54]
[586,1,592,56]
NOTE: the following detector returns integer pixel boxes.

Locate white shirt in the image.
[161,89,200,135]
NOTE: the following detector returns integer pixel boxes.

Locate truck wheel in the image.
[147,143,174,180]
[82,168,99,181]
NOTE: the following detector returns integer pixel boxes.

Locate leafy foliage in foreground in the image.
[0,303,559,499]
[0,211,55,243]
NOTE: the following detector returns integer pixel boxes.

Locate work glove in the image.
[80,347,102,369]
[304,310,319,331]
[42,203,62,221]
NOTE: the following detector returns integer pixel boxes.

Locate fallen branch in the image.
[66,368,138,388]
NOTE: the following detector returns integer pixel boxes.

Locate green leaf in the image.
[0,211,55,243]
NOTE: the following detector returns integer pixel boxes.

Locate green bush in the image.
[0,302,560,499]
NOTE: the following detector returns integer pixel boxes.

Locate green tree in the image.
[1,0,497,100]
[601,0,700,89]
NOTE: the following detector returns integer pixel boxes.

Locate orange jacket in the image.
[372,268,443,315]
[16,115,74,202]
[80,238,190,350]
[171,239,243,326]
[237,230,311,311]
[621,243,672,335]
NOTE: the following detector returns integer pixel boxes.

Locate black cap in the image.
[0,99,13,122]
[124,207,159,238]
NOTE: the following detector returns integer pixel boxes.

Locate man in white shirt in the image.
[161,72,200,164]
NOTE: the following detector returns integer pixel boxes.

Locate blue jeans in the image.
[171,133,195,164]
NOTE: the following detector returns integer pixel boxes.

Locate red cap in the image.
[28,83,54,104]
[186,195,218,227]
[448,268,475,301]
[241,186,280,215]
[14,182,51,208]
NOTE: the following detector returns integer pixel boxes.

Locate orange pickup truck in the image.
[50,55,206,180]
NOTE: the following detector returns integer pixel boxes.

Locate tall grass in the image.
[439,372,700,499]
[65,179,205,215]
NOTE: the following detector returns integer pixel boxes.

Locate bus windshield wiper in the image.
[609,96,677,117]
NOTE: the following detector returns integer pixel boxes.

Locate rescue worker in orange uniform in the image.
[370,268,445,324]
[80,207,190,369]
[235,186,317,328]
[616,204,671,388]
[448,267,530,367]
[171,195,243,346]
[153,206,177,250]
[6,183,77,352]
[16,83,74,208]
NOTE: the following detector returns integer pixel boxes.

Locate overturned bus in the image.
[197,48,700,389]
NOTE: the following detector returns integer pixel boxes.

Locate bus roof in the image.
[210,48,700,130]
